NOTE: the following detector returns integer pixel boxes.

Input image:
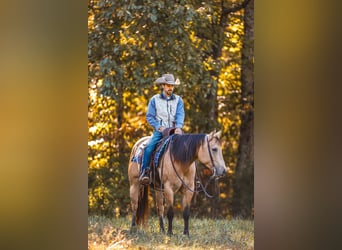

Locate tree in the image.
[232,0,254,218]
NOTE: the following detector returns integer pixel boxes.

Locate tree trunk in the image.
[232,0,254,218]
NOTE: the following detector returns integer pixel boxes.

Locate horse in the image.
[128,130,227,236]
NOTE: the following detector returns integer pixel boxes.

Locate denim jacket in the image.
[146,92,184,131]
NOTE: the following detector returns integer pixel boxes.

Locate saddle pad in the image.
[153,135,174,168]
[131,140,149,164]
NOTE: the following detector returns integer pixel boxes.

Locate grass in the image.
[88,215,254,249]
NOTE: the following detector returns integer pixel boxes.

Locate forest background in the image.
[88,0,254,219]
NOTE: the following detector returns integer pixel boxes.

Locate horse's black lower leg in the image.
[130,214,137,233]
[159,216,165,234]
[183,205,190,236]
[131,214,136,227]
[167,206,174,236]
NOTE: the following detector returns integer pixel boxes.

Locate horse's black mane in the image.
[169,133,207,165]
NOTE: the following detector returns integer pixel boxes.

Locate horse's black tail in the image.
[136,185,149,226]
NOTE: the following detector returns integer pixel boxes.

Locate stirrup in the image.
[139,170,150,185]
[140,176,150,185]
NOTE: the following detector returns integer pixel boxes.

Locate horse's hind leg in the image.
[129,182,139,231]
[155,190,165,234]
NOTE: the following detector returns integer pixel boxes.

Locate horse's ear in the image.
[214,130,222,138]
[208,131,214,139]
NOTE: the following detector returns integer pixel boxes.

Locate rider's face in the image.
[162,84,174,97]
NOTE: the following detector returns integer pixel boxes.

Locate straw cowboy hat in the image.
[155,74,180,85]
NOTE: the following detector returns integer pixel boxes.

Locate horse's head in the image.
[198,130,227,177]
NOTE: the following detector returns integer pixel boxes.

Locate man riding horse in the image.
[129,74,227,235]
[139,73,185,185]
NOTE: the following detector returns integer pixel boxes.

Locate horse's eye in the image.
[212,148,217,152]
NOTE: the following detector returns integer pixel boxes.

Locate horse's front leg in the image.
[181,165,195,237]
[182,189,194,237]
[164,186,174,236]
[155,190,165,234]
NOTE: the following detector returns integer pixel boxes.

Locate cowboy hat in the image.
[155,74,180,85]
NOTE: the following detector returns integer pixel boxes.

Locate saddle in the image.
[131,128,183,189]
[162,127,177,138]
[130,128,179,165]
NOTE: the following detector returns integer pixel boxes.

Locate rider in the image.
[139,73,185,185]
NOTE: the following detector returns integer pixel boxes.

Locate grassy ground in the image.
[88,215,254,249]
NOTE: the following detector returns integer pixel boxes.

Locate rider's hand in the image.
[174,128,183,134]
[158,126,165,132]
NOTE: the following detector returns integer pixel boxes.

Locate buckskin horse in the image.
[128,130,227,236]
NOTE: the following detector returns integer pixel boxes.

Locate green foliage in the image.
[88,0,253,217]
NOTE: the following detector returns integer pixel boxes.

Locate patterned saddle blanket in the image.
[131,135,174,168]
[131,139,148,164]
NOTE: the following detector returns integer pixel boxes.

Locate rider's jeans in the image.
[141,130,163,175]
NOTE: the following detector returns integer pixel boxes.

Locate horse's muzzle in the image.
[214,166,227,177]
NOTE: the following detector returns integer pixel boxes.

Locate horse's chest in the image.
[163,177,183,191]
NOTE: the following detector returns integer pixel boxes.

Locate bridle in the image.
[201,135,223,197]
[206,135,218,177]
